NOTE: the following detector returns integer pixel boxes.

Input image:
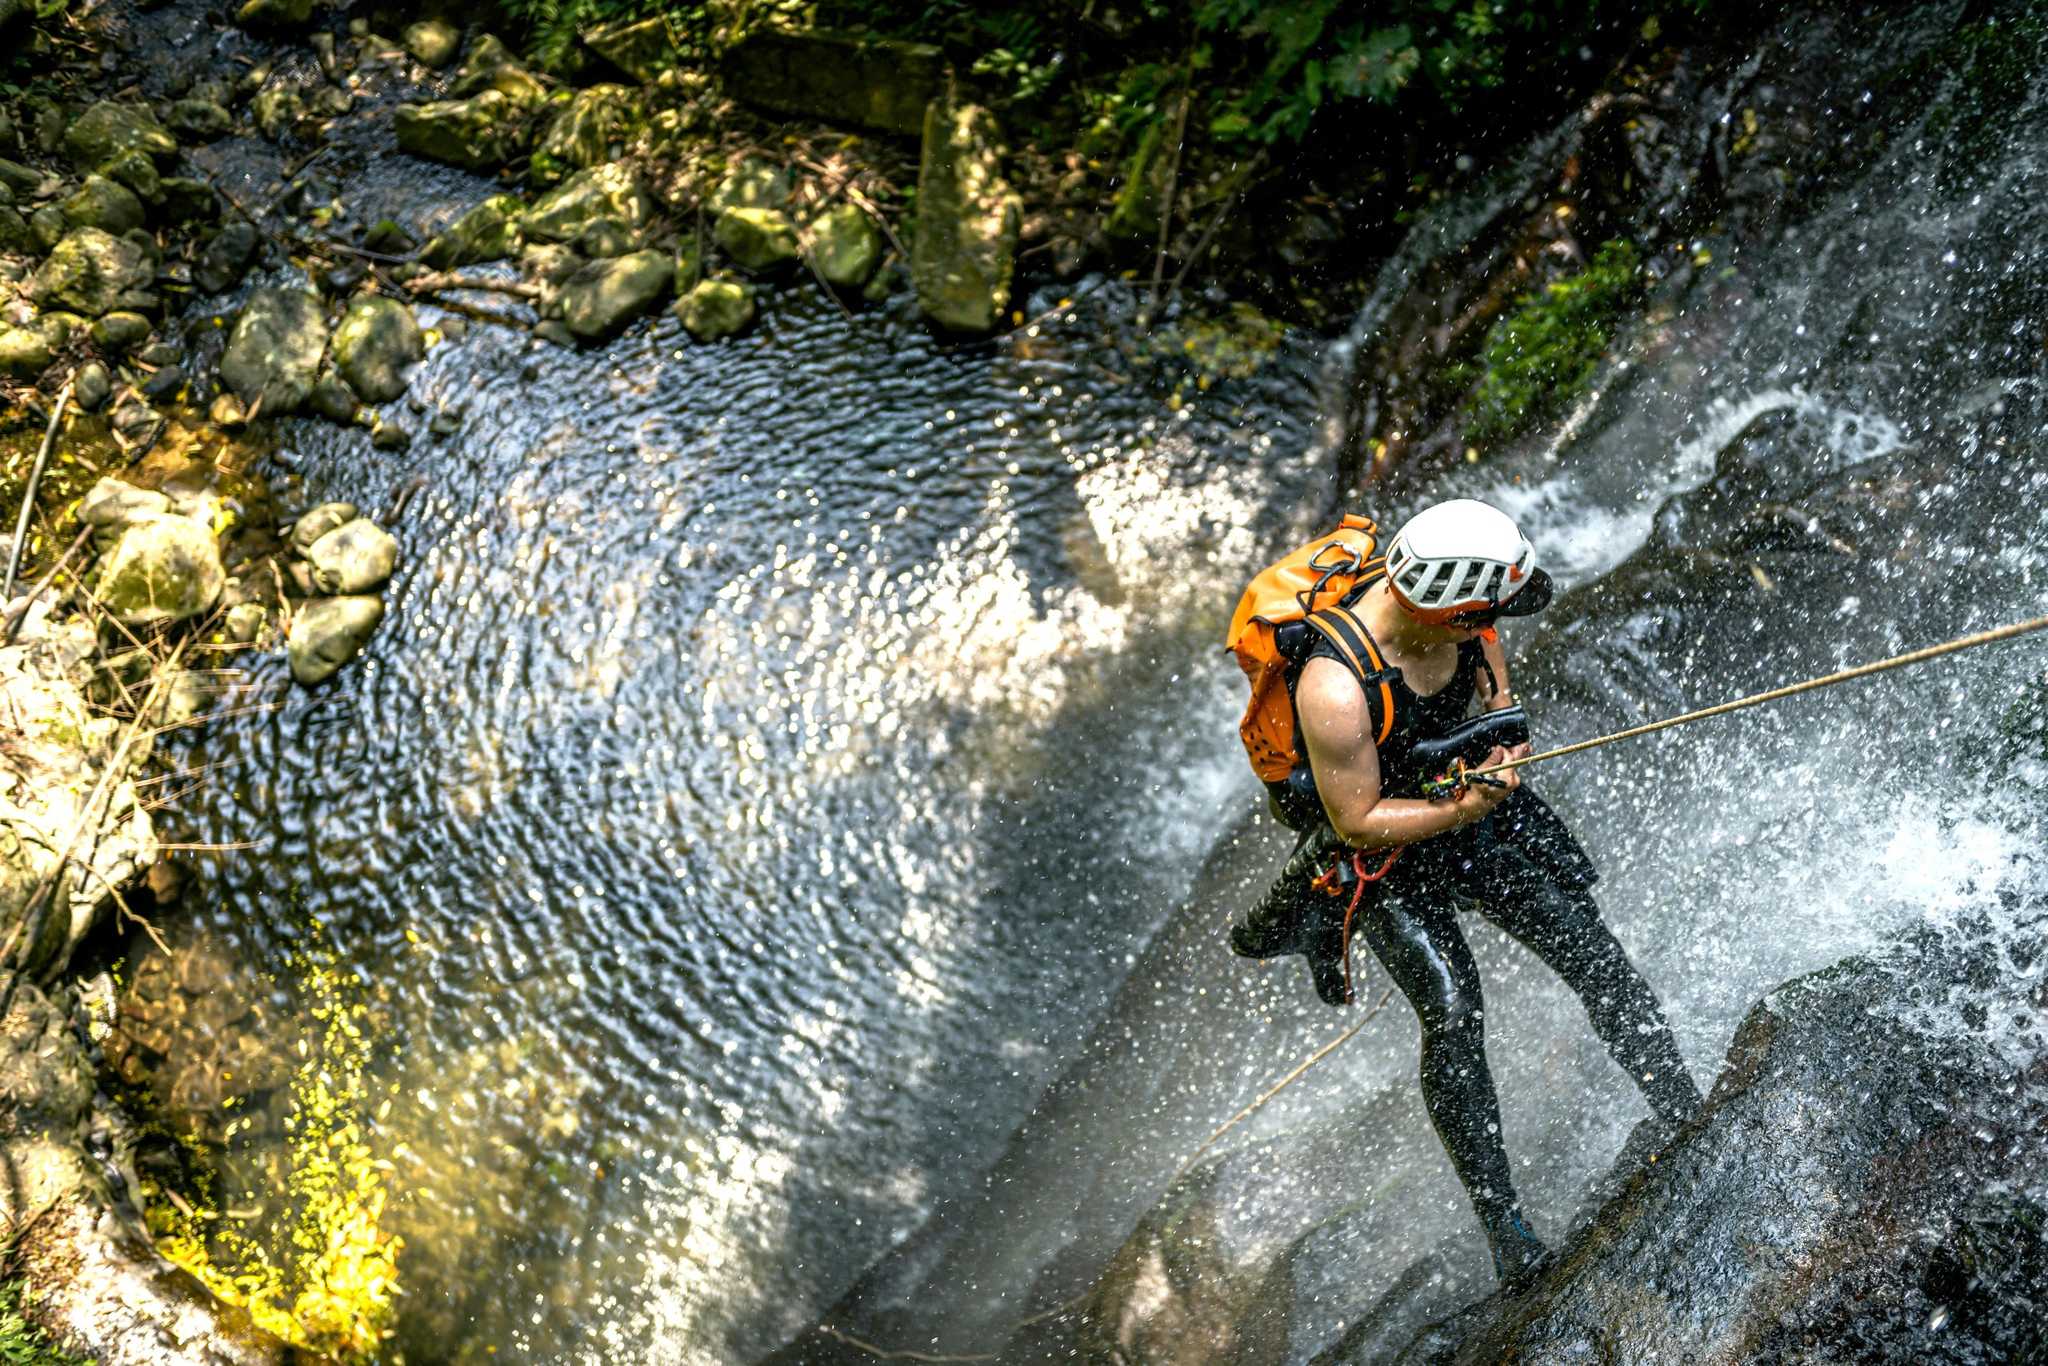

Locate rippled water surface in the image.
[169,282,1332,1359]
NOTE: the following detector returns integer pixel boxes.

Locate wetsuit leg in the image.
[1353,878,1522,1228]
[1470,846,1703,1126]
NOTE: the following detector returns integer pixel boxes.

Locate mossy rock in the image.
[522,161,653,243]
[403,18,461,68]
[713,206,798,274]
[31,227,152,317]
[805,204,881,288]
[559,248,671,340]
[219,286,328,415]
[912,100,1021,333]
[530,85,642,187]
[675,279,754,340]
[59,175,144,235]
[332,294,423,404]
[93,514,226,625]
[394,91,531,172]
[62,101,177,169]
[422,195,525,269]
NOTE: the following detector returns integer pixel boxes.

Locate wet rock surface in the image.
[913,100,1022,333]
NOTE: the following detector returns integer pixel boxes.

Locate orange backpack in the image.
[1225,514,1398,783]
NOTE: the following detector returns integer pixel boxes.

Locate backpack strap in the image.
[1304,603,1399,747]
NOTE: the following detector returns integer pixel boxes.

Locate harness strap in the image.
[1309,847,1402,1004]
[1305,604,1397,746]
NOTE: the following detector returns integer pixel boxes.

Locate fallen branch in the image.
[405,270,545,300]
[3,378,73,602]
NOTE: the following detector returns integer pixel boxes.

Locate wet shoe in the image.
[1485,1209,1553,1291]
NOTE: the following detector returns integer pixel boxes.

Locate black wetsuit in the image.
[1233,627,1701,1240]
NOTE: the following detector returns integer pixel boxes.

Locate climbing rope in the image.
[1423,613,2048,798]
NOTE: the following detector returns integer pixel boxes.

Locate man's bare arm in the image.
[1297,657,1515,848]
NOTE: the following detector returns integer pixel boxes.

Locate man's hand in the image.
[1450,742,1527,823]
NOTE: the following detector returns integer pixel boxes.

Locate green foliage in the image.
[1454,240,1643,445]
[0,1281,92,1366]
[1193,0,1699,143]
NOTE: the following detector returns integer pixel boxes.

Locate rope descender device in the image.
[1420,758,1510,802]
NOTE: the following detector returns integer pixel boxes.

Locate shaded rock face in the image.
[913,101,1021,333]
[1376,925,2048,1366]
[807,203,881,287]
[331,293,422,403]
[220,286,328,415]
[582,15,677,84]
[721,26,941,136]
[676,278,754,339]
[714,205,799,273]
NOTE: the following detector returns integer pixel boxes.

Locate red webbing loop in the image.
[1310,847,1401,1004]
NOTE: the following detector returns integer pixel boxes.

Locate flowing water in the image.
[168,274,1337,1359]
[155,3,2048,1361]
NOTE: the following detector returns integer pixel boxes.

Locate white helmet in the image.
[1383,499,1552,622]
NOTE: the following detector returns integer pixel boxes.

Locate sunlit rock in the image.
[93,514,225,626]
[912,100,1020,333]
[305,518,398,594]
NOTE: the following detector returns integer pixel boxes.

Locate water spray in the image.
[1423,614,2048,799]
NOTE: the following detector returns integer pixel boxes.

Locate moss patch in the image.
[1452,239,1643,447]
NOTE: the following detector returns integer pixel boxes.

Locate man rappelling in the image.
[1224,498,1703,1287]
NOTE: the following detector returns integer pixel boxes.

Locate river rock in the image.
[250,85,302,141]
[522,160,652,243]
[581,15,675,83]
[572,218,633,258]
[30,228,150,317]
[93,514,225,625]
[196,221,260,294]
[59,175,144,235]
[714,207,798,273]
[308,372,358,422]
[531,84,641,186]
[234,0,312,29]
[73,361,111,412]
[158,176,218,224]
[675,279,754,340]
[306,517,398,594]
[370,417,411,450]
[720,26,941,136]
[0,206,29,253]
[78,477,171,533]
[806,204,881,287]
[558,248,669,340]
[62,101,176,169]
[287,595,383,684]
[220,286,328,415]
[332,293,422,403]
[394,91,531,173]
[710,157,789,213]
[0,160,42,196]
[403,18,460,68]
[912,100,1021,333]
[422,194,525,268]
[0,325,51,378]
[27,205,65,253]
[97,150,162,208]
[167,98,234,141]
[449,35,546,106]
[288,501,358,555]
[90,310,150,351]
